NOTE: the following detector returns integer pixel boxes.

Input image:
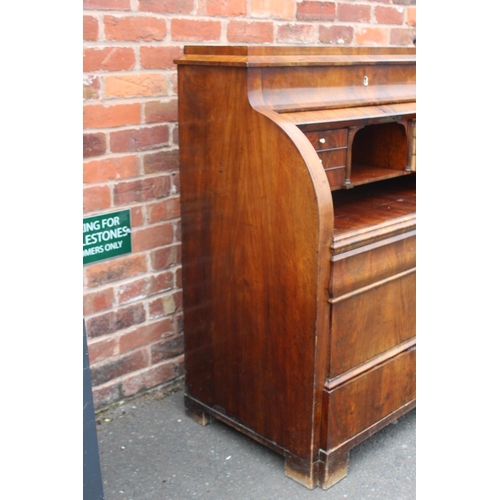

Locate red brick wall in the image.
[83,0,416,411]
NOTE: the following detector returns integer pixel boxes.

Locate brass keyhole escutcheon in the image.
[363,76,369,86]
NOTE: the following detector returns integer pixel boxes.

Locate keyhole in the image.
[363,76,369,86]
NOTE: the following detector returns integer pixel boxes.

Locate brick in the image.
[84,75,100,100]
[84,155,140,184]
[149,294,176,318]
[319,25,354,45]
[84,0,131,9]
[87,336,117,364]
[84,132,106,158]
[92,382,122,411]
[375,6,404,25]
[105,73,168,98]
[297,2,336,21]
[131,206,145,226]
[104,16,167,42]
[337,3,371,23]
[132,221,174,251]
[171,124,178,146]
[117,272,172,304]
[171,172,180,197]
[120,359,179,397]
[276,23,317,44]
[144,100,178,124]
[90,348,149,386]
[175,313,184,335]
[390,28,415,46]
[170,73,178,96]
[114,176,171,205]
[249,0,295,19]
[177,355,185,377]
[227,21,274,43]
[149,289,181,319]
[173,220,181,241]
[151,271,175,293]
[84,16,99,41]
[119,318,174,353]
[144,149,179,173]
[86,303,146,339]
[117,277,150,304]
[171,19,222,41]
[85,254,148,287]
[84,185,112,213]
[138,0,194,13]
[201,0,246,16]
[110,125,169,153]
[151,334,184,363]
[84,103,141,129]
[84,288,115,316]
[147,197,180,223]
[355,26,389,45]
[140,46,183,70]
[83,47,135,72]
[151,244,181,270]
[407,7,416,27]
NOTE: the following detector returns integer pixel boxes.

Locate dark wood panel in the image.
[178,63,332,459]
[330,271,416,375]
[322,348,416,450]
[331,233,416,297]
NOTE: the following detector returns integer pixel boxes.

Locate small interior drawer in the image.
[318,149,346,170]
[305,129,348,151]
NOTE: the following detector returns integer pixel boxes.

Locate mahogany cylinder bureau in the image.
[175,45,416,490]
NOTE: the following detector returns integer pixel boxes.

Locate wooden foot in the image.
[319,451,349,490]
[184,395,213,427]
[284,452,319,490]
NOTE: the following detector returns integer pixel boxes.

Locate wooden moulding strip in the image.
[323,338,416,391]
[331,215,416,255]
[175,54,416,68]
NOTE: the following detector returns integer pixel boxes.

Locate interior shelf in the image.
[348,164,412,187]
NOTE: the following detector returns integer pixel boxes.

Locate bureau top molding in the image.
[175,45,416,68]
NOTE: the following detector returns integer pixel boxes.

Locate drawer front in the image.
[319,149,346,170]
[331,233,416,297]
[322,347,416,450]
[305,129,348,151]
[330,269,415,377]
[319,149,346,190]
[324,167,345,190]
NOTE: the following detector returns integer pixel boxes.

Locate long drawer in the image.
[321,346,416,451]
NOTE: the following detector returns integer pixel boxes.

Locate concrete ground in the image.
[96,388,416,500]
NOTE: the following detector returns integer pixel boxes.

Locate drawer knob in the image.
[319,138,326,144]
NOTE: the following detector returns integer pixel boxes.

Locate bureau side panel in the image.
[178,64,332,459]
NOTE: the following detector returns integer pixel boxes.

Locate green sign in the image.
[83,210,132,265]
